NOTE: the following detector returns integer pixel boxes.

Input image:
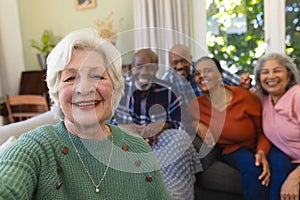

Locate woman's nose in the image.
[75,78,95,95]
[267,71,275,78]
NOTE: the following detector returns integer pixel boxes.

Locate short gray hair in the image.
[254,52,300,95]
[46,28,124,119]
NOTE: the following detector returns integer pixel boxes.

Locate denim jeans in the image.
[267,145,299,200]
[222,147,269,200]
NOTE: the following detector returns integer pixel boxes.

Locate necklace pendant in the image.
[95,187,99,193]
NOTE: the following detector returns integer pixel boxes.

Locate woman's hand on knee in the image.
[280,167,300,200]
[255,150,270,186]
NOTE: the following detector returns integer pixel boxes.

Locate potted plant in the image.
[30,30,60,70]
[94,11,123,45]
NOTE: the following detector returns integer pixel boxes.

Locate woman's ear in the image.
[218,72,223,82]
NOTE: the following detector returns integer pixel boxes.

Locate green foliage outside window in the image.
[206,0,265,75]
[285,0,300,70]
[206,0,300,74]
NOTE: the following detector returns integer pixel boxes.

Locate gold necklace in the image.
[68,129,114,193]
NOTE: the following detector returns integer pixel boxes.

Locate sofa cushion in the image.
[196,160,243,195]
[193,135,224,170]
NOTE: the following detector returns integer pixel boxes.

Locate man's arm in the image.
[222,69,240,86]
[223,69,253,89]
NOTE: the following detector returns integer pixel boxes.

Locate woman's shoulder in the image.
[226,85,259,101]
[17,122,67,151]
[279,85,300,105]
[19,122,62,138]
[226,84,252,95]
[0,122,67,164]
[287,85,300,96]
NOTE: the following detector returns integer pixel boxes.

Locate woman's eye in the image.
[261,70,268,74]
[92,75,104,80]
[64,77,75,82]
[204,68,212,73]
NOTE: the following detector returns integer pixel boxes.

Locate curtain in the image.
[133,0,190,77]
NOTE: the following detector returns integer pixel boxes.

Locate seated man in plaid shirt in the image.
[111,49,202,200]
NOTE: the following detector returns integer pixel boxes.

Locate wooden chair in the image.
[5,94,49,123]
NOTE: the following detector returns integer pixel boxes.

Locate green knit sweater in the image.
[0,122,171,200]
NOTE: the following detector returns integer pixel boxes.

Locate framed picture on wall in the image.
[74,0,96,11]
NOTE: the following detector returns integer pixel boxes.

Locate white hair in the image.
[46,28,124,119]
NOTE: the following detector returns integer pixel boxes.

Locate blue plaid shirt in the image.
[112,75,182,129]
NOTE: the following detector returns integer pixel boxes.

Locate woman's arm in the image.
[0,140,39,199]
[281,166,300,200]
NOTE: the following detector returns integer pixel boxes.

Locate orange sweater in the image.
[188,85,271,155]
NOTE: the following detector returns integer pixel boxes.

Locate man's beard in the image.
[134,77,152,91]
[175,68,189,79]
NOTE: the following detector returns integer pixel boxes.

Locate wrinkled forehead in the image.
[62,49,109,75]
[72,48,108,66]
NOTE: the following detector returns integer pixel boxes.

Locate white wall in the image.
[0,0,25,97]
[17,0,134,70]
[0,0,25,125]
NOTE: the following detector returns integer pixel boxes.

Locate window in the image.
[286,0,300,70]
[206,0,265,74]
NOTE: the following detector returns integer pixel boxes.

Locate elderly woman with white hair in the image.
[0,28,170,199]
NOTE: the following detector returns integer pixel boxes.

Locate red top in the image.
[188,85,271,155]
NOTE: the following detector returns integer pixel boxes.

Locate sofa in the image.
[193,136,244,200]
[0,110,58,144]
[0,111,244,200]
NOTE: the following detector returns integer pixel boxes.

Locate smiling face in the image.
[131,50,158,91]
[59,49,113,130]
[260,59,290,102]
[194,59,222,93]
[169,53,191,79]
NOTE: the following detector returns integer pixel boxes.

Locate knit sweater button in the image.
[122,145,129,151]
[62,146,69,154]
[146,175,153,182]
[56,181,63,189]
[56,166,62,174]
[135,160,141,167]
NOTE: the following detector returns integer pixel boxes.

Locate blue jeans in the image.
[268,146,299,200]
[222,147,269,200]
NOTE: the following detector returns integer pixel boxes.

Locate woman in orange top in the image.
[188,56,271,200]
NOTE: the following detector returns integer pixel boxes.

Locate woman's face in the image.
[260,59,290,98]
[194,60,222,93]
[58,49,113,128]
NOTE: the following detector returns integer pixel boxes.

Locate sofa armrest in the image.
[0,110,58,144]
